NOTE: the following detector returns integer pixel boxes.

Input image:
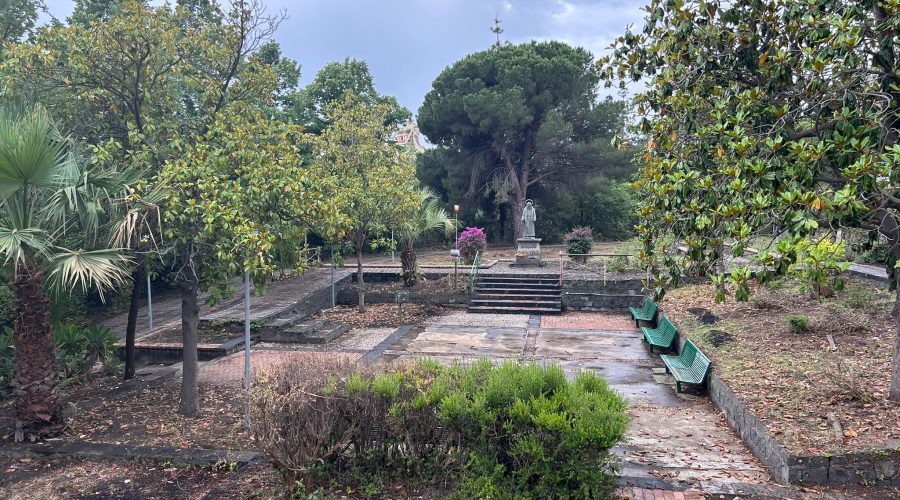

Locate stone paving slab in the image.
[535,329,648,360]
[386,326,525,358]
[620,403,770,485]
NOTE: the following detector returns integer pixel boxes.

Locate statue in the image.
[521,199,536,238]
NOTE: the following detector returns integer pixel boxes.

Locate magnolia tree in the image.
[312,94,419,312]
[600,0,900,400]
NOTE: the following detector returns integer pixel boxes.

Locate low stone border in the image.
[361,325,421,364]
[117,337,246,367]
[336,290,469,306]
[4,440,262,469]
[708,372,900,485]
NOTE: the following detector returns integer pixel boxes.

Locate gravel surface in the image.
[254,327,397,352]
[424,311,530,327]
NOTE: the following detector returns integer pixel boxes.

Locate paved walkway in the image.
[198,311,774,495]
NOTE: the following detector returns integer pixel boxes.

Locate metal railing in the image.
[468,251,482,294]
[299,245,323,268]
[558,252,639,287]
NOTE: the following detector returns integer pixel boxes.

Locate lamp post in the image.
[453,204,460,243]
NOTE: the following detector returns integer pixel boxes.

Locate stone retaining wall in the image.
[561,292,642,311]
[708,372,900,485]
[673,334,900,486]
[336,289,469,306]
[562,275,644,311]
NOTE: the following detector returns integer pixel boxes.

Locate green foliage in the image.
[419,42,625,238]
[53,323,119,379]
[159,105,338,301]
[312,94,419,307]
[539,179,638,243]
[397,187,457,286]
[791,237,850,298]
[599,0,900,310]
[0,327,14,396]
[0,277,13,330]
[841,284,875,311]
[292,58,410,134]
[564,227,594,256]
[252,358,628,498]
[0,0,40,45]
[787,315,810,335]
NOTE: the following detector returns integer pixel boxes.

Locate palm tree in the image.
[397,188,458,287]
[0,107,130,441]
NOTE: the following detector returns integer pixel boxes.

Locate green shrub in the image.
[54,323,119,379]
[840,284,874,310]
[251,357,628,498]
[0,280,13,330]
[0,327,14,398]
[787,315,810,334]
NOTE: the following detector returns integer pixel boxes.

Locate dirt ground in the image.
[311,303,453,327]
[662,278,900,455]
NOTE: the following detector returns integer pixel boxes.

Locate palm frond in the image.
[0,226,52,271]
[0,106,66,203]
[110,179,167,251]
[46,248,131,302]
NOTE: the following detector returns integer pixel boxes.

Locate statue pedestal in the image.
[513,238,544,267]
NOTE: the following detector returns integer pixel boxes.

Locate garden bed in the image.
[139,324,241,345]
[662,278,900,457]
[310,303,452,327]
[360,274,469,295]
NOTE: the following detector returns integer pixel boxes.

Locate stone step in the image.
[476,281,560,289]
[467,305,562,315]
[258,319,326,343]
[283,320,327,336]
[296,323,351,344]
[474,287,561,295]
[476,276,560,284]
[478,273,560,280]
[262,312,307,330]
[470,298,562,308]
[473,293,561,301]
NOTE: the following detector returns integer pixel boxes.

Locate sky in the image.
[41,0,646,117]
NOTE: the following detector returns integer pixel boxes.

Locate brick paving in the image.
[619,489,704,500]
[541,311,638,330]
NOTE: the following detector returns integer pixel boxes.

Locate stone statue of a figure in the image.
[521,200,536,238]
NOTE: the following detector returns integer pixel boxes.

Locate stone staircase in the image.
[468,273,562,314]
[256,312,350,344]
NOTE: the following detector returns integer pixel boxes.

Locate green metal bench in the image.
[629,296,658,327]
[641,315,678,353]
[661,339,711,393]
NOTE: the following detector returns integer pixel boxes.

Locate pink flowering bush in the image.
[456,227,487,263]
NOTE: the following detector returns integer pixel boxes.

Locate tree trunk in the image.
[401,248,417,287]
[891,272,900,402]
[356,245,366,313]
[12,264,60,442]
[123,268,143,380]
[180,255,200,416]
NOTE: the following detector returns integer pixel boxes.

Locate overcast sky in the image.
[42,0,646,117]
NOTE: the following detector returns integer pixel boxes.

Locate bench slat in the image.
[660,339,711,393]
[641,316,677,353]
